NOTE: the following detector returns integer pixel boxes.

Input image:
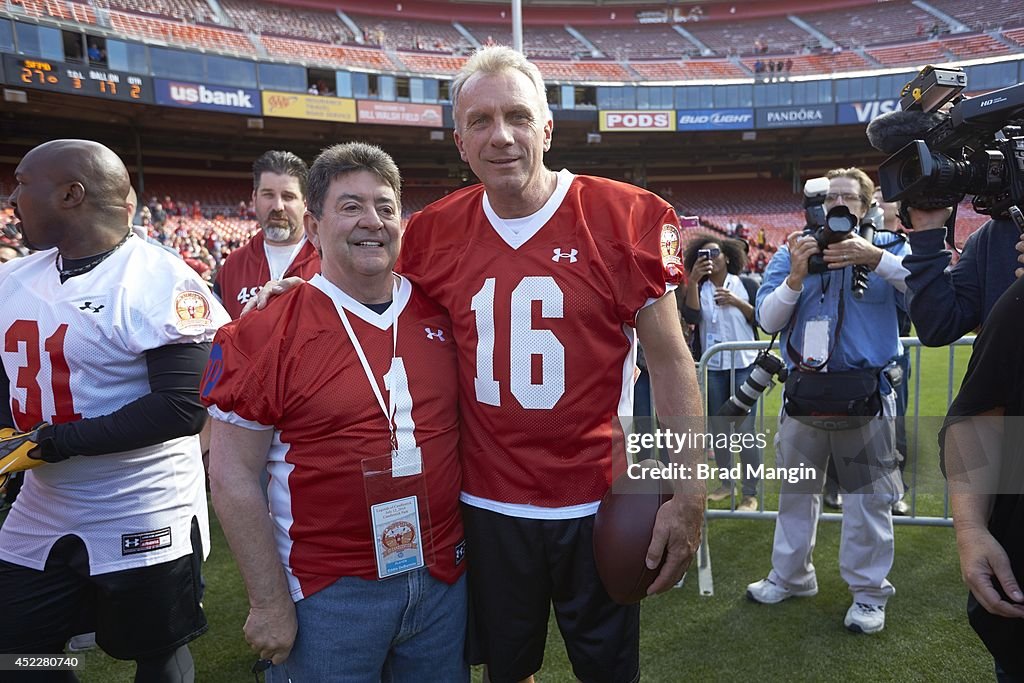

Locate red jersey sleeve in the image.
[613,201,685,324]
[201,312,287,427]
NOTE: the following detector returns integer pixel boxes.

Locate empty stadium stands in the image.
[92,0,215,25]
[866,41,951,68]
[926,0,1024,33]
[261,36,392,70]
[629,59,747,81]
[221,0,351,44]
[3,0,1023,82]
[802,1,938,51]
[346,12,470,53]
[108,10,252,53]
[941,32,1015,59]
[465,22,587,59]
[685,15,815,57]
[580,24,699,61]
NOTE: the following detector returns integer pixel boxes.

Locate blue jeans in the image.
[706,366,762,497]
[270,569,468,683]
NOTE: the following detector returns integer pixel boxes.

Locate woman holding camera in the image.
[682,236,762,511]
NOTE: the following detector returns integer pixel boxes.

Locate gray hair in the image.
[450,46,551,130]
[305,143,402,219]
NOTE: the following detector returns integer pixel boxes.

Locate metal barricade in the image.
[684,336,975,596]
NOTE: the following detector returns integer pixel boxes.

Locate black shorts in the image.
[0,516,208,661]
[462,505,640,683]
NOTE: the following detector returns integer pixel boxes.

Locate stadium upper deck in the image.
[2,0,1022,82]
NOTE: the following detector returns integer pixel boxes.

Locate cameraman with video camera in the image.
[746,167,909,635]
[866,66,1024,346]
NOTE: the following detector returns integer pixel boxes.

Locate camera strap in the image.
[786,271,847,373]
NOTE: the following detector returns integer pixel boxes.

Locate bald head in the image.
[30,139,130,212]
[11,139,132,257]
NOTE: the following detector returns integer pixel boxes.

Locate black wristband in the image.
[33,424,69,463]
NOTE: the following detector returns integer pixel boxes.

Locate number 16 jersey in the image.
[398,170,683,517]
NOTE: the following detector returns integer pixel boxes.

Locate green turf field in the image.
[5,341,997,682]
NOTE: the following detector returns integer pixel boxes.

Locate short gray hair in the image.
[306,143,402,219]
[451,46,551,130]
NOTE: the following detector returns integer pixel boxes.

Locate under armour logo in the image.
[79,302,104,313]
[425,328,446,341]
[552,248,578,263]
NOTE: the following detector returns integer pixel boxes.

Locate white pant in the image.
[768,392,903,604]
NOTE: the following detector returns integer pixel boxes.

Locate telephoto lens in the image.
[716,351,787,422]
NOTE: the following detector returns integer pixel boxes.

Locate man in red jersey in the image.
[203,143,467,681]
[213,150,320,318]
[402,46,704,683]
[248,47,705,683]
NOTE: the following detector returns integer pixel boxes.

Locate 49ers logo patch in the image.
[174,290,212,333]
[660,223,683,277]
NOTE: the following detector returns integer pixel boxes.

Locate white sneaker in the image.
[67,632,97,652]
[844,602,886,634]
[746,577,817,604]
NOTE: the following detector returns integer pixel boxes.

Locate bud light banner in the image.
[755,105,836,129]
[154,79,262,115]
[676,108,754,131]
[837,99,900,124]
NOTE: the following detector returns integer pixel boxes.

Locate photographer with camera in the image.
[745,168,909,635]
[681,236,762,511]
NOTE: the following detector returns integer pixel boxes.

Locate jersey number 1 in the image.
[471,276,565,410]
[4,320,82,428]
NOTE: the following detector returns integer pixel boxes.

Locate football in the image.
[593,460,675,604]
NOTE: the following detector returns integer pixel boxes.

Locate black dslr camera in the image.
[802,177,860,275]
[802,177,880,298]
[873,66,1024,226]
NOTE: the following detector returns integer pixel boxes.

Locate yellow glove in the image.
[0,425,46,491]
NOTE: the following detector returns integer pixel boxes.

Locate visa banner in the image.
[837,99,900,124]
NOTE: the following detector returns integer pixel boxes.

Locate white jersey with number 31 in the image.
[0,236,229,575]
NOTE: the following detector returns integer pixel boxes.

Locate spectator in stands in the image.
[307,83,319,95]
[204,142,468,680]
[902,203,1024,346]
[784,58,793,73]
[747,167,908,635]
[214,150,319,319]
[682,235,763,511]
[87,42,102,62]
[249,45,705,683]
[942,275,1024,680]
[0,138,229,681]
[0,243,20,264]
[754,251,768,275]
[754,60,764,74]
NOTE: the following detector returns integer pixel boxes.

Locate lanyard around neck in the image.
[336,277,399,448]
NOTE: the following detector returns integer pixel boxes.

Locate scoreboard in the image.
[3,54,153,104]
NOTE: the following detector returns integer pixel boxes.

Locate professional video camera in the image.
[716,349,788,423]
[868,66,1024,225]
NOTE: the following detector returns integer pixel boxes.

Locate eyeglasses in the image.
[825,192,862,204]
